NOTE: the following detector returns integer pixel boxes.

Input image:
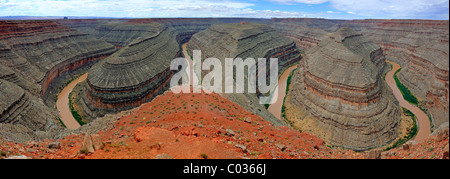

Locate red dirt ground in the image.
[0,91,447,159]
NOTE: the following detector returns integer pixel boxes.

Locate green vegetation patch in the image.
[69,92,86,126]
[384,107,418,151]
[394,68,418,105]
[281,69,297,126]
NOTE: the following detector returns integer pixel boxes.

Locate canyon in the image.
[284,28,401,151]
[0,18,448,158]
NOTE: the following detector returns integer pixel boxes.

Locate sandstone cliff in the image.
[0,79,59,142]
[85,23,181,113]
[0,20,117,97]
[397,40,449,128]
[285,28,401,151]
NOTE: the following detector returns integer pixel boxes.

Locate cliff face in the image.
[348,20,449,66]
[91,24,166,48]
[0,79,58,142]
[397,41,449,127]
[85,23,181,112]
[186,23,302,126]
[187,23,301,74]
[0,20,117,96]
[285,28,401,151]
[270,22,328,52]
[349,20,449,129]
[272,19,449,131]
[0,20,118,142]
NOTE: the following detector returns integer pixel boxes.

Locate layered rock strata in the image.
[343,20,449,66]
[271,22,328,52]
[187,23,301,74]
[0,79,58,141]
[91,23,166,48]
[186,23,302,126]
[397,40,449,128]
[85,23,181,112]
[285,28,401,151]
[0,20,116,96]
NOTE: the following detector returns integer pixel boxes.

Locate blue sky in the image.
[0,0,448,20]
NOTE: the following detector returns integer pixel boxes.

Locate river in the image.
[56,73,87,130]
[268,65,298,120]
[385,61,430,142]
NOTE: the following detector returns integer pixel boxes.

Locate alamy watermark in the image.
[170,50,278,105]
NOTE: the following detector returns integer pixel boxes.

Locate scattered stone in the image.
[81,134,95,154]
[314,145,320,151]
[91,134,104,151]
[154,153,174,159]
[226,129,235,137]
[150,143,161,150]
[276,144,286,151]
[402,143,410,151]
[48,142,61,149]
[434,126,449,142]
[235,144,248,153]
[244,117,252,123]
[5,155,30,159]
[365,150,382,159]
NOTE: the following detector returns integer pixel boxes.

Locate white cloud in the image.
[268,0,328,4]
[0,0,330,18]
[329,0,449,19]
[0,0,255,17]
[0,0,448,19]
[268,0,449,19]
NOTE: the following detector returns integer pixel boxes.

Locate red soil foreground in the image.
[0,91,361,159]
[1,90,447,159]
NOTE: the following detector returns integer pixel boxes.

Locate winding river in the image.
[268,60,430,143]
[385,61,430,142]
[56,47,430,143]
[268,65,298,120]
[56,73,87,130]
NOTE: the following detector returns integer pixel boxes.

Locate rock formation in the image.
[186,23,302,126]
[0,79,58,142]
[187,23,301,76]
[84,23,181,112]
[397,40,449,128]
[0,20,117,142]
[270,22,328,52]
[91,23,166,48]
[285,27,401,151]
[0,20,116,97]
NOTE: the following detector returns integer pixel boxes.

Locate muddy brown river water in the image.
[268,65,298,120]
[385,61,430,142]
[56,73,87,130]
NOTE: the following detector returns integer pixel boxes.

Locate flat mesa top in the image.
[208,23,275,40]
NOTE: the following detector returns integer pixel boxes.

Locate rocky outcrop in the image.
[285,28,401,151]
[397,41,449,128]
[186,23,302,126]
[85,23,181,112]
[0,79,58,142]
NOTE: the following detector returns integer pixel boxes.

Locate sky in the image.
[0,0,449,20]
